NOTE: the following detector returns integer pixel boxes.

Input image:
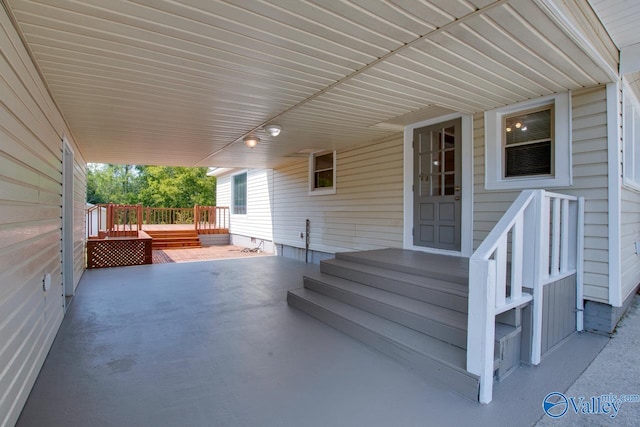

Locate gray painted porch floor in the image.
[17,256,609,427]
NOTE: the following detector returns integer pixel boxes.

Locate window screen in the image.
[233,173,247,214]
[504,106,553,178]
[314,152,334,189]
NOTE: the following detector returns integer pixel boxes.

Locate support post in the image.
[467,258,496,404]
[576,197,585,331]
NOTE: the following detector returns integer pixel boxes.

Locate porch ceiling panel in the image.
[588,0,640,101]
[4,0,623,168]
[588,0,640,50]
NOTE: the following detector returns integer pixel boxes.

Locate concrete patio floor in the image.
[16,257,609,427]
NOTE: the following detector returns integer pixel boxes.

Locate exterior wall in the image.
[216,169,274,247]
[72,157,86,291]
[0,9,86,427]
[272,136,404,255]
[473,87,610,304]
[584,287,638,334]
[199,233,230,246]
[620,186,640,302]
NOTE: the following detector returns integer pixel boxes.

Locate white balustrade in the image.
[467,190,584,403]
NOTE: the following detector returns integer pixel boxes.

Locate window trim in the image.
[308,150,336,195]
[484,92,572,190]
[231,171,247,215]
[622,81,640,192]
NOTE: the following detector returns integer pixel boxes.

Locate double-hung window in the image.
[484,92,571,190]
[232,172,247,215]
[309,151,336,195]
[623,84,640,190]
[503,105,553,178]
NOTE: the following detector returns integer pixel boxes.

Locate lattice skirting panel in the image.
[87,238,152,268]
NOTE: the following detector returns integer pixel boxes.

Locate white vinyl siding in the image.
[620,84,640,302]
[0,9,86,427]
[217,169,273,241]
[273,137,403,253]
[620,187,640,302]
[474,87,610,303]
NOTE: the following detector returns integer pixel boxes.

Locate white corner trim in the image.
[403,113,474,257]
[606,82,623,307]
[484,92,572,190]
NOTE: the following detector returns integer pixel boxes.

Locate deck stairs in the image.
[144,229,202,250]
[287,249,523,401]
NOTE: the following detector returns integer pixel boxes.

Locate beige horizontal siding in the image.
[620,186,640,301]
[273,136,404,253]
[473,87,610,303]
[0,8,86,427]
[73,159,86,291]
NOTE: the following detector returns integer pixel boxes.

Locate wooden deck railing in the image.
[86,204,230,237]
[195,205,229,234]
[106,204,143,237]
[143,207,195,225]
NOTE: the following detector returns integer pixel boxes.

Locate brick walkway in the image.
[152,245,270,264]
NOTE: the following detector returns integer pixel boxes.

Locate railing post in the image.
[560,198,570,273]
[194,204,198,232]
[531,190,548,365]
[495,236,507,307]
[576,197,585,331]
[551,198,561,275]
[511,215,523,300]
[467,258,496,404]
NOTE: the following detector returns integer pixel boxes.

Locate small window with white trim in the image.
[232,172,247,215]
[623,85,640,190]
[485,92,571,190]
[309,151,336,195]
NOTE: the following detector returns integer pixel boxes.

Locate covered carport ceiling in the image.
[4,0,622,168]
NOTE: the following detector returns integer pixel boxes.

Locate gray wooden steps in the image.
[304,272,467,348]
[287,249,522,401]
[336,249,468,285]
[287,288,480,401]
[321,258,468,313]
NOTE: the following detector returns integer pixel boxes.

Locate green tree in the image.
[86,164,215,207]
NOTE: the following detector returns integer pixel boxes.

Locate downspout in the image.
[305,219,310,264]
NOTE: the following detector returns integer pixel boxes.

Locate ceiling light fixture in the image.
[244,135,260,149]
[264,124,282,137]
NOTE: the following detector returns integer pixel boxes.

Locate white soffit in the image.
[588,0,640,102]
[588,0,640,50]
[5,0,619,169]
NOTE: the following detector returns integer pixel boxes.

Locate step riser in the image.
[336,252,467,285]
[151,239,200,242]
[154,246,200,249]
[304,277,467,349]
[287,291,479,401]
[147,230,202,250]
[321,262,468,313]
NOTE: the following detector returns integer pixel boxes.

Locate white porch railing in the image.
[467,190,584,403]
